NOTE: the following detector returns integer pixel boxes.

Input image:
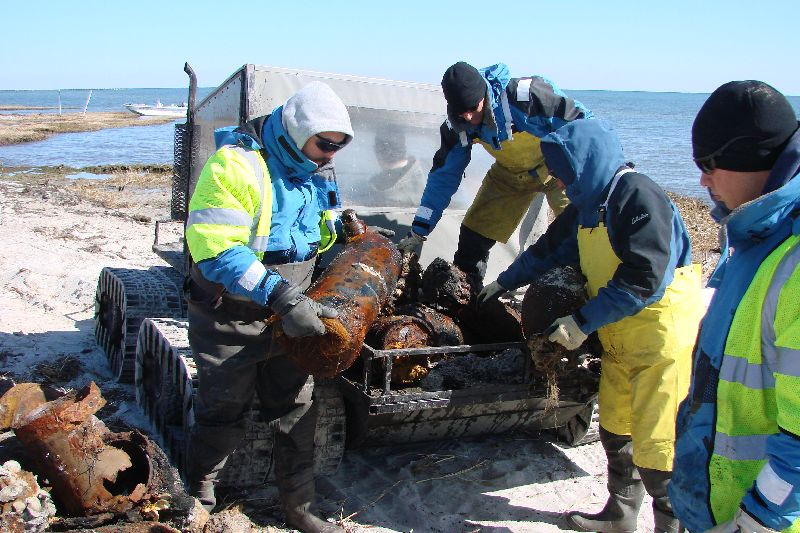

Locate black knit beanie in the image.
[441,62,486,115]
[692,80,799,172]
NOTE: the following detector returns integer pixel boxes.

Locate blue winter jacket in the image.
[670,129,800,533]
[411,63,592,236]
[194,108,342,304]
[497,119,692,334]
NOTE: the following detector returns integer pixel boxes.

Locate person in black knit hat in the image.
[669,80,800,533]
[397,61,592,284]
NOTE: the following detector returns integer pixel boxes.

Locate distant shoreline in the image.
[0,105,79,111]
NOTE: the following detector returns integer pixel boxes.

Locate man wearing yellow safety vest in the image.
[183,81,354,532]
[478,119,704,532]
[670,81,800,533]
[397,61,591,282]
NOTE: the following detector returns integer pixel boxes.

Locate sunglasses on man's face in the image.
[315,134,349,153]
[693,135,753,174]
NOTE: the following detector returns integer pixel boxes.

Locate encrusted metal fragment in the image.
[4,381,195,525]
[276,210,402,377]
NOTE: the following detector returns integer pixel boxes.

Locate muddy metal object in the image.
[418,259,523,343]
[276,209,402,378]
[521,265,588,336]
[13,382,130,516]
[369,304,466,384]
[0,382,62,431]
[457,298,524,344]
[369,315,433,384]
[521,265,599,423]
[0,460,56,533]
[419,257,474,311]
[395,304,464,347]
[10,382,194,522]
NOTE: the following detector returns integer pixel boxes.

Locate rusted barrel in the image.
[276,210,402,377]
[12,382,151,516]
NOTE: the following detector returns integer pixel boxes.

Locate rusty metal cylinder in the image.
[12,382,150,516]
[278,210,402,377]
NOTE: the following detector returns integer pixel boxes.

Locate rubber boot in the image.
[185,450,231,513]
[276,435,342,533]
[453,224,495,284]
[640,467,684,533]
[283,496,344,533]
[187,478,217,513]
[566,427,645,533]
[271,392,343,533]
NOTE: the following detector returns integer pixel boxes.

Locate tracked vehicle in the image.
[93,63,599,490]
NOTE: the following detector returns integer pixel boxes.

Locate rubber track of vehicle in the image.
[94,267,184,383]
[136,318,347,488]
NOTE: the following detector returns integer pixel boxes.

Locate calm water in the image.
[0,88,797,199]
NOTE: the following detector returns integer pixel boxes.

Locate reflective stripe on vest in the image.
[709,234,800,524]
[186,145,273,254]
[234,146,272,252]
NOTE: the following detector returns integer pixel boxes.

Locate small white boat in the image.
[124,100,187,118]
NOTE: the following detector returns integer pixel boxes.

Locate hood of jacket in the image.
[540,119,627,216]
[214,109,319,181]
[721,128,800,246]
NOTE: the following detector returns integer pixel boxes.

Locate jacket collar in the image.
[723,130,800,246]
[229,109,319,180]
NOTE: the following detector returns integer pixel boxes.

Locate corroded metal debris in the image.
[395,304,464,347]
[368,304,468,384]
[370,315,432,384]
[13,382,137,516]
[521,265,588,336]
[0,382,62,431]
[276,209,402,377]
[418,258,523,344]
[1,382,198,529]
[419,257,474,311]
[521,265,598,410]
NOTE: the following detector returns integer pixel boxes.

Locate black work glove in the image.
[270,283,338,338]
[368,226,395,237]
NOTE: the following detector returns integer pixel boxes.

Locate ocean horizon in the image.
[0,87,798,201]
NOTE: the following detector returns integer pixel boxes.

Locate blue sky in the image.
[2,1,798,95]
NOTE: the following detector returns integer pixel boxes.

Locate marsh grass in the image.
[0,112,176,145]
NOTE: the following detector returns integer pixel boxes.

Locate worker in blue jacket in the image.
[479,119,704,532]
[670,81,800,533]
[184,81,352,532]
[397,61,591,282]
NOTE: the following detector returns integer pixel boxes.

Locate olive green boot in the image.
[566,428,644,533]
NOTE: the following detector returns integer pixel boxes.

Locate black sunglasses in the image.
[315,134,349,153]
[693,135,753,174]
